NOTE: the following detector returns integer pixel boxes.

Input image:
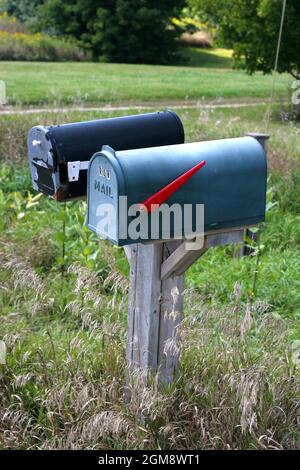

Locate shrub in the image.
[0,11,26,32]
[3,0,45,27]
[0,30,86,61]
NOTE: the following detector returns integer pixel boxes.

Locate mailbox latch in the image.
[67,161,89,182]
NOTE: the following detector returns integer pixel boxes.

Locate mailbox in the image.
[27,111,184,201]
[87,136,267,246]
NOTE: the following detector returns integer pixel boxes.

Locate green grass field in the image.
[0,99,299,449]
[0,58,292,105]
[182,47,233,68]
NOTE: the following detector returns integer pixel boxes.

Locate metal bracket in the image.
[67,161,89,182]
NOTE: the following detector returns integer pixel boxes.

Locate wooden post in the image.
[126,241,184,384]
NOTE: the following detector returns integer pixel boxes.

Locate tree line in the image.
[3,0,300,79]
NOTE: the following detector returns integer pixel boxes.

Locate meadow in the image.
[0,58,292,105]
[0,56,299,449]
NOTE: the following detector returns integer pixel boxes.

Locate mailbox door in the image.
[27,126,58,196]
[88,149,122,244]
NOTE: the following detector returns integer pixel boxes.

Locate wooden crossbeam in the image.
[161,229,244,280]
[123,245,131,263]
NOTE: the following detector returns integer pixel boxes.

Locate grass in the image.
[0,59,292,105]
[181,47,233,68]
[0,103,299,449]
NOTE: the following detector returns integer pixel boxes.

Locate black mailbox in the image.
[27,111,184,201]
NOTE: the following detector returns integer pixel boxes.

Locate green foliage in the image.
[37,0,185,64]
[0,163,32,193]
[187,183,298,316]
[0,11,26,32]
[49,200,102,271]
[0,188,43,232]
[273,170,300,214]
[191,0,300,78]
[0,29,87,62]
[4,0,45,27]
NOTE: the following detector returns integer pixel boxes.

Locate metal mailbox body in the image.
[87,136,267,246]
[27,111,184,201]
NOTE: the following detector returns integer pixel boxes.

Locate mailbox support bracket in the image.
[161,229,244,280]
[67,161,89,182]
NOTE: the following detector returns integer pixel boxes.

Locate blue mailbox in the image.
[87,136,267,246]
[27,111,184,201]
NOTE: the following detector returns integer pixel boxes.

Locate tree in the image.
[37,0,185,64]
[4,0,46,26]
[190,0,300,79]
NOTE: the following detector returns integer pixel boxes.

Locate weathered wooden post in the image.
[125,241,184,384]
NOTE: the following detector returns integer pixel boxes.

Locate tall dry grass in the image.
[0,278,298,449]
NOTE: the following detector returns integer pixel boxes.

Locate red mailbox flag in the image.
[140,160,206,213]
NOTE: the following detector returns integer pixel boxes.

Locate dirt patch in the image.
[0,98,272,116]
